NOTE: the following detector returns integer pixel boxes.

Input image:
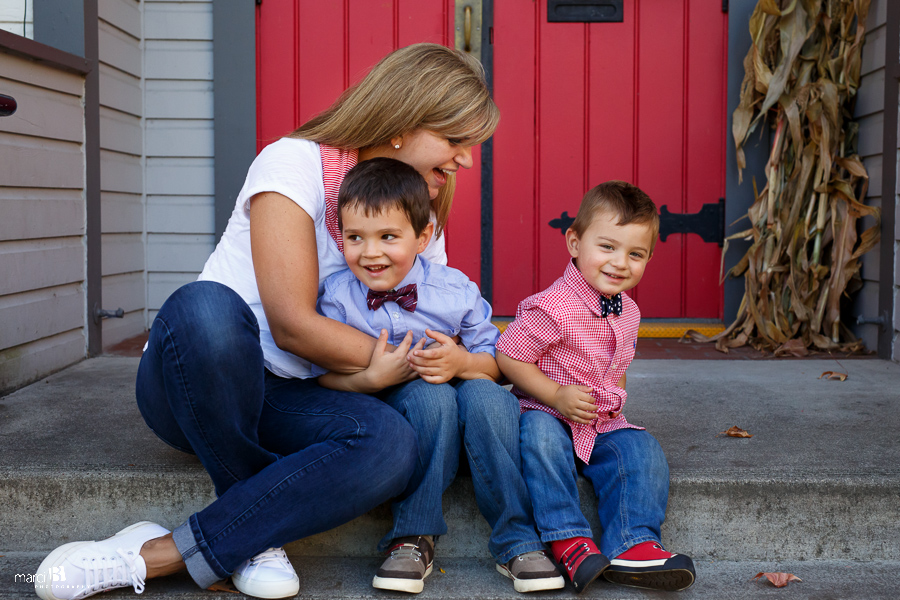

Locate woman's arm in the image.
[250,191,377,373]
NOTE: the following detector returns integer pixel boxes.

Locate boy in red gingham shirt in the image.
[496,181,695,593]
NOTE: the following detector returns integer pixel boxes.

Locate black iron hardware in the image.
[548,198,725,246]
[548,211,576,235]
[548,0,623,23]
[0,94,16,117]
[658,198,725,246]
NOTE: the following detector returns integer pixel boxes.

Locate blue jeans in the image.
[519,410,669,558]
[135,281,418,588]
[377,378,544,564]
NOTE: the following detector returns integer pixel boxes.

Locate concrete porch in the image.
[1,352,898,598]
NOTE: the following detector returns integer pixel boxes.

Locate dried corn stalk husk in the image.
[687,0,880,354]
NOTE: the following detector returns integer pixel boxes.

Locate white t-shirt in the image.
[198,137,447,378]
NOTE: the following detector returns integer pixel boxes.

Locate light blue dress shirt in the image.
[312,257,499,376]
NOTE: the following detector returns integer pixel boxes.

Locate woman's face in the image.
[392,129,474,199]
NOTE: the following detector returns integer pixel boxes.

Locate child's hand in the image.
[407,329,467,384]
[361,329,418,390]
[551,385,598,424]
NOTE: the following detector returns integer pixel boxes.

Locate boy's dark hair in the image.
[337,157,431,236]
[569,180,660,254]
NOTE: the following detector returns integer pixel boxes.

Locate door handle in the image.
[455,1,482,63]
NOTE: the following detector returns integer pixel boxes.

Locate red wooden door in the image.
[256,1,727,319]
[491,1,727,318]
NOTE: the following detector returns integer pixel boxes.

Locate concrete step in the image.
[2,357,899,565]
[2,553,898,599]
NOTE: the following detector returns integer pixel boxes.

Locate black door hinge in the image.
[658,198,725,246]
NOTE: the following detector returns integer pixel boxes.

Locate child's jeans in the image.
[377,378,545,564]
[519,409,669,559]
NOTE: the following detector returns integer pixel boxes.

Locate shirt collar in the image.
[563,258,618,319]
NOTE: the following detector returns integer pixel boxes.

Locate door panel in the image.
[257,0,727,318]
[491,0,726,318]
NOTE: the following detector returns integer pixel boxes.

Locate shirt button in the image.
[611,363,617,369]
[392,312,400,320]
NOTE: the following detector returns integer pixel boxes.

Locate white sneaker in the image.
[231,547,300,599]
[35,521,170,600]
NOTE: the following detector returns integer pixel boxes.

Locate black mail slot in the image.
[548,0,623,22]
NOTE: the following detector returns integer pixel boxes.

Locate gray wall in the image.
[98,0,146,348]
[851,0,888,353]
[0,37,89,393]
[144,0,216,322]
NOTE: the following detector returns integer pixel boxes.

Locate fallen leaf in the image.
[719,426,753,438]
[439,567,446,573]
[752,572,802,587]
[819,371,848,381]
[774,339,809,357]
[207,581,239,594]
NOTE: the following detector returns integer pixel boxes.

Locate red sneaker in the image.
[604,541,695,591]
[550,537,609,593]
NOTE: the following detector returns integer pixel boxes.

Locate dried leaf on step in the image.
[207,581,239,593]
[819,371,848,381]
[439,567,446,573]
[752,572,802,587]
[774,339,809,357]
[719,426,753,438]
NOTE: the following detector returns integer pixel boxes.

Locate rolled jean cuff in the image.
[538,528,594,545]
[173,518,227,589]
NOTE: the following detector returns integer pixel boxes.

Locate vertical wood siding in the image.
[144,0,214,322]
[0,51,86,393]
[853,0,888,352]
[99,0,146,348]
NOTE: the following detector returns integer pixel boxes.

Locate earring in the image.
[394,144,401,149]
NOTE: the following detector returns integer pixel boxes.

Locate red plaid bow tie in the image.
[366,283,418,312]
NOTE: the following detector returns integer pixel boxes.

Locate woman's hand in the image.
[319,330,418,393]
[549,385,598,425]
[362,330,419,390]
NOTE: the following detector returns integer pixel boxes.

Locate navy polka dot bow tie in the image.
[366,283,418,312]
[600,293,623,317]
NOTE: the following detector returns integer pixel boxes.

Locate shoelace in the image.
[243,547,293,576]
[387,542,423,564]
[77,547,145,597]
[561,542,591,573]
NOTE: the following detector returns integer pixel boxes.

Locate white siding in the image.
[852,0,888,353]
[144,0,214,315]
[0,50,85,394]
[0,0,31,39]
[98,0,146,348]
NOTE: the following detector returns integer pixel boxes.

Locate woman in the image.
[35,44,498,600]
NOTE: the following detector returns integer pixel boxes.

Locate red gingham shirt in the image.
[496,260,643,463]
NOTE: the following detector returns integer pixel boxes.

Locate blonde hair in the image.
[290,43,499,235]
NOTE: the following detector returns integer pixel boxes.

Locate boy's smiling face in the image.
[566,209,654,297]
[341,202,433,292]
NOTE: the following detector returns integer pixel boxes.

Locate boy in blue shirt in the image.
[313,157,562,594]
